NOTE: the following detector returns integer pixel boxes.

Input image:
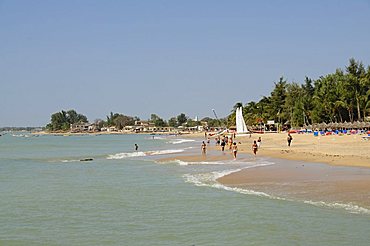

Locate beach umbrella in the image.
[329,122,338,129]
[321,122,328,129]
[352,121,360,129]
[343,121,351,129]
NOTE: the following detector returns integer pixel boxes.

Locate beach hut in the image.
[343,121,352,129]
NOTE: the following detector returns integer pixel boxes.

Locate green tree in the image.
[106,112,137,129]
[46,109,88,131]
[201,117,221,127]
[269,77,287,123]
[150,114,167,127]
[232,102,243,113]
[177,113,188,126]
[168,117,177,127]
[227,59,370,126]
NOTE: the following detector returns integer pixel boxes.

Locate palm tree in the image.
[232,102,243,112]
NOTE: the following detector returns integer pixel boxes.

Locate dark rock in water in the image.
[80,158,93,162]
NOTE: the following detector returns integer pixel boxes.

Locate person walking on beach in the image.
[220,139,226,152]
[257,137,262,148]
[252,140,258,156]
[201,141,207,155]
[134,144,139,151]
[287,133,293,147]
[232,142,238,160]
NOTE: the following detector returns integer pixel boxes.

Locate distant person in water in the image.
[135,144,138,151]
[252,140,258,156]
[232,142,238,159]
[201,141,207,155]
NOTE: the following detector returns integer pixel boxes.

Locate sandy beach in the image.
[237,132,370,168]
[168,132,370,209]
[182,132,370,168]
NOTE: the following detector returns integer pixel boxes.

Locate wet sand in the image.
[218,160,370,208]
[168,132,370,210]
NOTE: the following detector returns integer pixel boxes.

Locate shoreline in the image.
[185,132,370,168]
[173,132,370,210]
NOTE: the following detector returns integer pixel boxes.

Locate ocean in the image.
[0,133,369,245]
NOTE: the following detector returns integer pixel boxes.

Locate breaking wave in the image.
[169,139,196,145]
[303,200,370,215]
[183,162,370,215]
[107,149,185,159]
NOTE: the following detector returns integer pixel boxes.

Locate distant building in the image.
[70,123,96,132]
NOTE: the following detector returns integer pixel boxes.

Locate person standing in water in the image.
[134,144,138,151]
[220,139,226,152]
[201,141,207,155]
[252,140,258,156]
[232,142,238,160]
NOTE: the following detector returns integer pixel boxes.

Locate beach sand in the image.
[182,132,370,167]
[175,132,370,209]
[227,133,370,168]
[218,160,370,208]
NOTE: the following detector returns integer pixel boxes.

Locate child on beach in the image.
[252,140,258,156]
[232,142,238,160]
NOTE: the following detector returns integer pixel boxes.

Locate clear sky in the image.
[1,0,370,127]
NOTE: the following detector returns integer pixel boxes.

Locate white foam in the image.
[147,149,185,155]
[183,161,370,215]
[61,159,81,163]
[303,200,370,215]
[107,149,185,160]
[183,168,282,200]
[146,136,165,140]
[175,160,225,166]
[183,163,272,186]
[107,151,146,159]
[170,139,196,144]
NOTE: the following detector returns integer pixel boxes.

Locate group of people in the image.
[202,134,263,160]
[202,135,239,159]
[136,133,292,159]
[202,132,293,159]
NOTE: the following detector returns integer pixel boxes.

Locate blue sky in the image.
[1,0,370,126]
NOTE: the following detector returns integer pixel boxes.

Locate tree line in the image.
[46,59,369,131]
[46,110,222,132]
[228,58,370,127]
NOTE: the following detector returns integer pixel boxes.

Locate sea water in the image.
[0,133,369,245]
